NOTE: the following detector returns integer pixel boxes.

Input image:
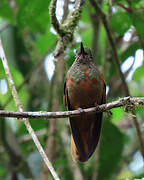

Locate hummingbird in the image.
[64,42,106,162]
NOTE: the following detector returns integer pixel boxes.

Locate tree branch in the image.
[117,3,132,13]
[0,38,60,180]
[49,0,85,58]
[0,97,144,119]
[49,0,62,36]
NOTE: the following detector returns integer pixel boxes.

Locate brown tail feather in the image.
[71,135,79,162]
[70,113,103,162]
[71,135,89,162]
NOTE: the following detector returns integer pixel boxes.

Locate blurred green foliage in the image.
[16,0,50,32]
[133,63,144,81]
[111,11,132,36]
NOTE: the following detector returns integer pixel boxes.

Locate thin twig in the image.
[0,97,144,119]
[0,38,60,180]
[117,3,132,13]
[89,0,144,158]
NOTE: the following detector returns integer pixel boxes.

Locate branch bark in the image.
[0,97,144,119]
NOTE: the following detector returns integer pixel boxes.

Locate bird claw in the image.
[78,107,84,113]
[94,103,100,111]
[77,108,85,119]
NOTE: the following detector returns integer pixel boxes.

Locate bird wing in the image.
[88,83,106,158]
[64,79,87,160]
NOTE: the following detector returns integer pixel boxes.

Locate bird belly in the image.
[67,77,103,109]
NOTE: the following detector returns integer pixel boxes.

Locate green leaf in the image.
[105,62,118,83]
[0,58,5,78]
[81,4,90,23]
[114,0,128,4]
[120,42,140,62]
[131,12,144,38]
[136,107,144,122]
[35,32,56,55]
[0,166,5,177]
[0,0,15,23]
[66,43,80,68]
[111,11,132,35]
[132,64,144,81]
[1,27,18,67]
[131,0,142,8]
[134,173,144,179]
[81,27,92,46]
[129,81,142,96]
[99,25,106,53]
[132,0,141,3]
[16,0,50,33]
[98,120,125,180]
[0,60,29,110]
[111,107,124,123]
[96,25,106,65]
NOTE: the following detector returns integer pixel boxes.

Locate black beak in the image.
[80,42,85,57]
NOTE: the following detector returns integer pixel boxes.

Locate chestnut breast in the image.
[67,67,104,109]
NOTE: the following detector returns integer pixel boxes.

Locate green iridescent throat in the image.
[70,68,100,82]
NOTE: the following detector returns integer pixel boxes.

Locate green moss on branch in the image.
[49,0,84,58]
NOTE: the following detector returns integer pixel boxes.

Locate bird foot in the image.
[78,107,84,113]
[77,108,85,119]
[94,103,100,111]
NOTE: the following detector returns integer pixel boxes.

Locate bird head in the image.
[75,42,93,64]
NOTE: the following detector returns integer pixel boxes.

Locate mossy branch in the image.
[49,0,85,58]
